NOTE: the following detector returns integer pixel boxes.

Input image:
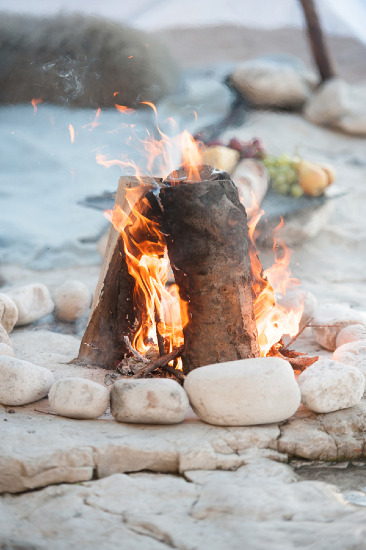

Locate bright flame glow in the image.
[31,98,42,113]
[249,213,303,356]
[100,101,302,360]
[82,108,101,131]
[106,194,188,361]
[69,123,75,143]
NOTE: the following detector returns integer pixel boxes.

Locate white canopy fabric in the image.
[1,0,366,43]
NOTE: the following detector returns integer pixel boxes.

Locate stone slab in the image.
[1,460,366,550]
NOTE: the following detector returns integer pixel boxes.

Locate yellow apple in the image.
[297,160,329,196]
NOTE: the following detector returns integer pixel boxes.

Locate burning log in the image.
[74,176,160,368]
[75,166,260,373]
[160,166,260,375]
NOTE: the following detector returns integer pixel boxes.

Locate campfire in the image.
[73,105,316,380]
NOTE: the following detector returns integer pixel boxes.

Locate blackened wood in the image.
[160,172,260,374]
[299,0,335,81]
[74,175,159,369]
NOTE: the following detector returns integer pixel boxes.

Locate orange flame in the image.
[100,101,302,361]
[115,104,135,115]
[106,192,188,361]
[82,108,101,131]
[249,213,303,356]
[69,123,75,143]
[31,98,42,113]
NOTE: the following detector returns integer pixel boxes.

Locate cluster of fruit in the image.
[263,154,335,198]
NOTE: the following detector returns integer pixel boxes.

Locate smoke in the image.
[41,55,100,103]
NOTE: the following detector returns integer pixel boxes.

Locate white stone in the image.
[0,344,15,357]
[304,78,366,136]
[0,293,18,333]
[53,280,91,322]
[297,358,364,413]
[336,324,366,349]
[49,377,110,419]
[232,158,269,218]
[110,378,189,424]
[7,283,54,326]
[304,78,349,125]
[0,356,54,406]
[277,289,318,327]
[311,303,366,351]
[0,324,12,348]
[231,57,317,109]
[184,357,301,426]
[333,340,366,384]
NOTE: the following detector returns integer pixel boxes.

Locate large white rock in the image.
[0,324,12,348]
[53,280,92,322]
[49,377,110,419]
[333,340,366,384]
[304,78,366,136]
[297,359,364,413]
[0,356,54,406]
[304,78,349,126]
[110,378,189,424]
[336,324,366,349]
[7,283,54,326]
[0,293,18,333]
[311,303,366,351]
[184,357,301,426]
[0,343,15,357]
[231,56,317,109]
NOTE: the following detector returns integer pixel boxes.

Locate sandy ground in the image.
[157,25,366,83]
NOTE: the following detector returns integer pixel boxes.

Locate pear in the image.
[317,162,336,186]
[202,146,240,174]
[297,160,329,197]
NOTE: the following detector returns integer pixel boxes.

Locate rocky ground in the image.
[1,22,366,547]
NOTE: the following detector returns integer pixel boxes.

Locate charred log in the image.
[74,176,160,368]
[160,166,260,375]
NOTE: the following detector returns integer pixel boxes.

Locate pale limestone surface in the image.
[333,340,366,383]
[231,57,317,108]
[7,283,55,326]
[0,293,18,333]
[53,280,91,322]
[1,461,366,550]
[0,343,15,357]
[311,304,366,351]
[49,378,110,419]
[184,357,301,426]
[336,325,366,348]
[297,359,364,413]
[111,378,189,424]
[0,356,54,406]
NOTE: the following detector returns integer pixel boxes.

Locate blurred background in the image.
[0,0,365,270]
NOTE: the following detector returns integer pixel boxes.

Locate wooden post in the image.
[299,0,336,81]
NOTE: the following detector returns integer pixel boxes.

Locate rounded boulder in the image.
[53,281,92,322]
[0,356,54,406]
[8,283,54,326]
[184,357,301,426]
[311,304,366,351]
[0,293,18,333]
[297,359,364,413]
[110,378,189,424]
[49,377,110,419]
[333,340,366,387]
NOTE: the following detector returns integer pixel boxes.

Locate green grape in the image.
[277,182,291,194]
[277,153,292,165]
[290,184,304,198]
